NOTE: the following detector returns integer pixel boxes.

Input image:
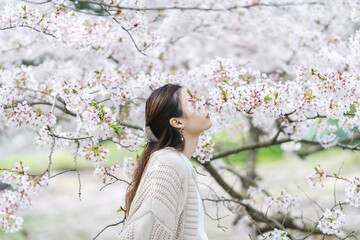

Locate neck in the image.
[181,133,199,160]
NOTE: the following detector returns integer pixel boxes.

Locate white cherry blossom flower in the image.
[345,176,360,207]
[318,209,346,237]
[267,189,298,213]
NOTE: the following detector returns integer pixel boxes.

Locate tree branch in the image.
[211,138,291,161]
[112,17,148,56]
[65,0,323,12]
[198,160,244,200]
[0,24,57,39]
[93,218,126,240]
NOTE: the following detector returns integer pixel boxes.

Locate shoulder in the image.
[148,148,189,178]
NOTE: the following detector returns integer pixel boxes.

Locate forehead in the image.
[180,88,188,102]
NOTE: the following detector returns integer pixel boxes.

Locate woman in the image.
[118,83,212,240]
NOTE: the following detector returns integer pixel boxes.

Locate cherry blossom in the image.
[345,176,360,207]
[6,101,56,130]
[122,156,136,180]
[318,209,346,237]
[267,189,298,213]
[306,164,329,189]
[192,132,215,163]
[263,229,290,240]
[78,143,109,165]
[0,162,48,233]
[93,164,120,184]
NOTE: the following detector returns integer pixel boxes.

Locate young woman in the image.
[118,84,212,240]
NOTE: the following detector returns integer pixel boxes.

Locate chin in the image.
[204,120,212,131]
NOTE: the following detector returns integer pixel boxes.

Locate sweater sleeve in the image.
[119,152,187,240]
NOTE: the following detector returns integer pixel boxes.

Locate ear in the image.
[169,117,184,130]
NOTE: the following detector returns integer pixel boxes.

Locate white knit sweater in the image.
[118,147,199,240]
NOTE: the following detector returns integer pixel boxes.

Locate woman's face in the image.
[179,88,212,136]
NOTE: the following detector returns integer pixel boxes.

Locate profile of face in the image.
[170,88,212,137]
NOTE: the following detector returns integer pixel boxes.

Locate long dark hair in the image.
[125,83,185,215]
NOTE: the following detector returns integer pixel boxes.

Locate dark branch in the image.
[93,218,125,240]
[211,138,291,161]
[65,0,323,12]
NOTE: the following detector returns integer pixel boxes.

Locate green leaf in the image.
[222,79,229,84]
[91,101,98,108]
[264,94,272,101]
[187,89,193,98]
[350,105,356,114]
[239,75,248,81]
[274,92,278,100]
[109,123,123,134]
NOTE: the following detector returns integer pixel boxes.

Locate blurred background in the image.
[1,129,360,240]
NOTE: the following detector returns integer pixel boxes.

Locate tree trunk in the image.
[243,119,260,191]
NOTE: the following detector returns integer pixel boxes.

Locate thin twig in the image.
[21,0,52,4]
[296,184,324,212]
[93,219,125,240]
[46,126,56,178]
[74,141,82,201]
[334,161,344,206]
[0,24,57,38]
[49,169,77,179]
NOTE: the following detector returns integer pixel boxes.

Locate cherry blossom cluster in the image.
[136,71,181,91]
[263,229,290,240]
[307,164,360,210]
[93,164,121,185]
[76,104,116,141]
[78,143,122,185]
[34,125,83,153]
[78,143,109,165]
[306,164,329,189]
[0,1,157,58]
[266,189,298,213]
[0,162,48,233]
[186,59,360,148]
[192,132,215,163]
[318,209,346,237]
[122,156,136,180]
[345,177,360,207]
[305,165,360,236]
[112,128,145,152]
[55,80,89,114]
[186,89,208,116]
[348,0,360,22]
[87,67,146,109]
[5,101,56,130]
[0,66,36,106]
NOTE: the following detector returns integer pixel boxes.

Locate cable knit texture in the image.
[118,147,199,240]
